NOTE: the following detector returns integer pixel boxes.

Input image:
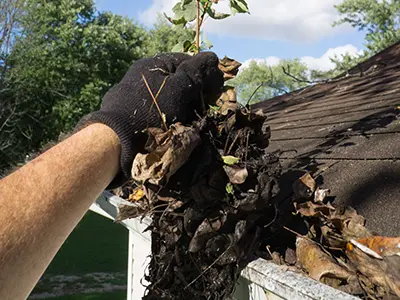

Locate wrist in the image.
[77,111,143,188]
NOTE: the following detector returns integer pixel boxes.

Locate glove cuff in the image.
[76,110,142,189]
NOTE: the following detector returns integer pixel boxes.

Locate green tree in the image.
[144,16,195,56]
[0,0,149,171]
[231,59,309,105]
[328,0,400,74]
[335,0,400,54]
[0,0,23,74]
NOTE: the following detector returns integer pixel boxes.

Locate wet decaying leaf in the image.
[347,237,400,297]
[223,165,248,184]
[113,58,400,300]
[218,56,242,81]
[292,172,316,200]
[116,91,287,299]
[132,123,202,186]
[296,237,355,283]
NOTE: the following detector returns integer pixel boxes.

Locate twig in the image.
[283,226,304,237]
[246,82,264,107]
[244,130,250,166]
[149,68,170,75]
[246,66,291,107]
[266,245,273,257]
[141,74,168,131]
[154,76,168,100]
[199,1,211,27]
[227,131,240,155]
[283,226,343,251]
[268,66,289,96]
[185,244,233,289]
[264,205,278,228]
[223,129,233,155]
[195,0,201,50]
[282,64,325,85]
[195,0,212,51]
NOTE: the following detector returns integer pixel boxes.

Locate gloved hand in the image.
[77,52,224,188]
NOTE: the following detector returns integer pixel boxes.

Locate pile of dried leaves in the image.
[276,173,400,299]
[113,57,400,300]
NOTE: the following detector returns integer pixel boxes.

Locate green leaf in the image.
[173,0,198,23]
[202,37,213,49]
[171,43,182,52]
[181,0,194,9]
[222,155,240,165]
[226,183,234,195]
[183,40,195,52]
[206,7,230,20]
[229,0,249,15]
[172,39,197,53]
[188,42,199,53]
[172,3,186,19]
[209,105,221,111]
[163,13,187,26]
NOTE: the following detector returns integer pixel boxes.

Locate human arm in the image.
[0,52,223,299]
[0,123,120,300]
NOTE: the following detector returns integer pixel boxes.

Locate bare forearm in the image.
[0,123,120,299]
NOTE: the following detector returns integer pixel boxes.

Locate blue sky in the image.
[95,0,366,71]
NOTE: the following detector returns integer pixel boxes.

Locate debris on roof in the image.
[112,46,400,300]
[254,41,400,236]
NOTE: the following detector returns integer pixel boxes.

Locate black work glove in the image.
[78,52,224,188]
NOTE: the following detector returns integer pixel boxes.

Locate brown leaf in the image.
[294,201,335,218]
[115,204,149,223]
[271,251,285,265]
[292,173,316,200]
[354,236,400,257]
[144,127,167,152]
[223,165,248,184]
[218,85,237,103]
[216,86,238,115]
[132,124,201,186]
[330,207,372,241]
[189,218,224,253]
[218,56,242,81]
[321,225,347,249]
[314,187,330,203]
[347,237,400,297]
[284,248,297,265]
[296,237,354,283]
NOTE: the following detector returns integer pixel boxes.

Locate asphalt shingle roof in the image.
[253,41,400,236]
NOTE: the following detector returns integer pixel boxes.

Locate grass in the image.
[46,211,128,275]
[44,291,126,300]
[30,211,128,299]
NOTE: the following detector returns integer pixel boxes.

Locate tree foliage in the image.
[144,16,195,56]
[0,0,23,73]
[328,0,400,74]
[231,59,309,105]
[165,0,249,53]
[335,0,400,54]
[0,0,184,172]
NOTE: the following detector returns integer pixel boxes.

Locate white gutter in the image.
[90,192,359,300]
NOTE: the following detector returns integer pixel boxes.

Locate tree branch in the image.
[195,0,201,50]
[282,64,331,85]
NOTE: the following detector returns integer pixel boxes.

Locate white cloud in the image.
[300,44,361,71]
[139,0,177,25]
[242,44,361,71]
[139,0,351,42]
[242,56,281,69]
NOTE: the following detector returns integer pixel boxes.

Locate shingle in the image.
[254,41,400,235]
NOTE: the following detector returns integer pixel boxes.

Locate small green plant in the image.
[165,0,249,53]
